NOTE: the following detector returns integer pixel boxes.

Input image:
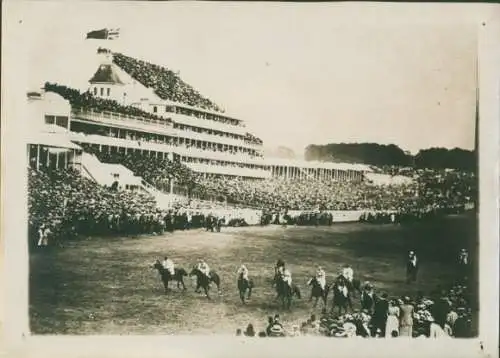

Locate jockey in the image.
[162,256,175,276]
[315,266,326,290]
[342,264,354,283]
[237,264,249,281]
[336,278,348,297]
[283,268,292,287]
[276,259,285,275]
[198,259,211,279]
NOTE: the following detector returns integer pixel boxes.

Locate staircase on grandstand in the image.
[81,152,180,209]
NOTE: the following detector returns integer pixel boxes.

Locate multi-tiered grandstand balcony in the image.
[57,48,270,183]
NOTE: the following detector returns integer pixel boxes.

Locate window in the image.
[55,116,68,128]
[44,115,55,125]
[153,106,157,113]
[107,88,110,96]
[93,87,97,95]
[100,87,104,96]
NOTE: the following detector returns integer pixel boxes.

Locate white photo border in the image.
[1,2,498,358]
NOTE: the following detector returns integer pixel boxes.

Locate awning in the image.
[27,132,82,150]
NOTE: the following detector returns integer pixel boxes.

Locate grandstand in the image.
[27,47,376,210]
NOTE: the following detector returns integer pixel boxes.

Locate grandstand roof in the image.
[27,131,82,150]
[89,64,124,85]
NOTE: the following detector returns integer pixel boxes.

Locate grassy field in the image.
[29,213,478,335]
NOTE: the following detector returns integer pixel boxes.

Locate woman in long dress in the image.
[385,299,401,337]
[399,296,414,337]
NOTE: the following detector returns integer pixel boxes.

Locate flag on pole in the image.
[86,28,120,40]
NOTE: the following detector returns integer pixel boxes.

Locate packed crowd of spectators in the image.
[28,165,262,246]
[82,145,199,190]
[79,142,475,216]
[236,283,473,338]
[194,168,476,214]
[29,142,476,246]
[28,167,159,246]
[44,82,171,124]
[111,52,224,113]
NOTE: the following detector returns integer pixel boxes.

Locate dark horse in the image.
[307,277,330,308]
[331,276,353,315]
[273,272,301,310]
[189,267,221,299]
[153,260,188,293]
[237,273,254,304]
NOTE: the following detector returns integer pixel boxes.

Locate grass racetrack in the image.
[30,213,478,335]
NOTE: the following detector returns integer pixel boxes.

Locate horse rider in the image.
[315,266,326,290]
[162,256,175,276]
[197,259,211,280]
[276,259,285,274]
[237,264,249,283]
[282,268,293,287]
[342,264,354,286]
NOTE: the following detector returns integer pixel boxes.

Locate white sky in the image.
[5,1,486,156]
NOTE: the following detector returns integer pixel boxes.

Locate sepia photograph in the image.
[1,1,499,358]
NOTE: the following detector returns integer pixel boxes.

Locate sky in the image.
[5,1,486,156]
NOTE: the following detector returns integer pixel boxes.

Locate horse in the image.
[338,275,362,298]
[307,277,330,308]
[331,281,352,315]
[237,273,254,304]
[189,267,221,299]
[332,275,354,315]
[273,272,301,310]
[152,260,188,293]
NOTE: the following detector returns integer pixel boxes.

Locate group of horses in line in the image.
[152,260,363,312]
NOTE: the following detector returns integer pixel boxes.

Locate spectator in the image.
[244,324,255,337]
[399,296,414,337]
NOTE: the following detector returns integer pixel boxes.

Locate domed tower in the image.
[88,48,126,104]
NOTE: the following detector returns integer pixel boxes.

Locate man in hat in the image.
[458,248,469,265]
[457,248,469,282]
[371,292,389,336]
[431,290,451,329]
[406,250,418,283]
[361,282,376,314]
[37,224,46,247]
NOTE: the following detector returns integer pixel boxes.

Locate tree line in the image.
[304,143,476,171]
